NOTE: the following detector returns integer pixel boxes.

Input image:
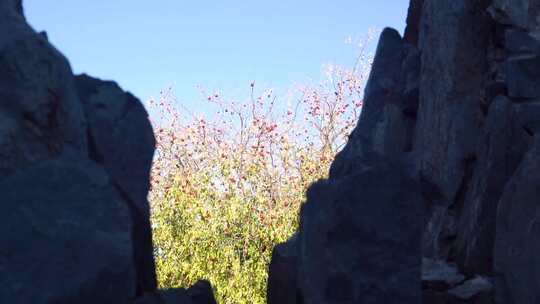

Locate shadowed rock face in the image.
[300,157,425,304]
[413,1,540,303]
[454,96,529,275]
[0,0,157,301]
[0,1,88,178]
[414,0,492,262]
[0,155,136,304]
[494,137,540,303]
[0,0,219,303]
[0,0,23,17]
[330,27,420,179]
[269,0,540,303]
[74,74,158,295]
[267,233,300,304]
[404,0,424,45]
[270,25,426,304]
[74,74,158,294]
[415,0,496,206]
[75,74,155,211]
[4,0,540,302]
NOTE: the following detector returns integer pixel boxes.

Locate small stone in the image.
[421,258,466,289]
[447,277,493,300]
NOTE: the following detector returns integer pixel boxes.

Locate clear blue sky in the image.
[24,1,409,108]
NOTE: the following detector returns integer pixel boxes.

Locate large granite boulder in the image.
[0,0,87,178]
[0,0,159,302]
[0,154,136,304]
[330,27,419,178]
[75,74,157,294]
[9,0,540,302]
[269,0,540,303]
[299,156,425,304]
[75,74,155,212]
[271,18,425,304]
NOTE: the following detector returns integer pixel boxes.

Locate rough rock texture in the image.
[490,0,540,31]
[415,0,491,202]
[404,0,424,45]
[421,259,494,303]
[454,96,530,275]
[416,0,540,302]
[494,137,540,303]
[414,0,540,302]
[0,1,218,303]
[299,159,425,303]
[75,74,155,208]
[330,28,420,179]
[0,0,87,178]
[269,0,540,303]
[271,26,426,303]
[75,73,158,294]
[414,0,492,261]
[0,154,136,304]
[6,0,540,302]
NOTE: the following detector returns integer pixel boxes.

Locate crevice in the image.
[523,126,534,136]
[419,172,446,207]
[450,155,477,214]
[86,127,105,163]
[112,182,157,296]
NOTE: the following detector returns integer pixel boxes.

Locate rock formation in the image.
[0,1,215,303]
[299,157,425,303]
[268,0,540,303]
[3,0,540,302]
